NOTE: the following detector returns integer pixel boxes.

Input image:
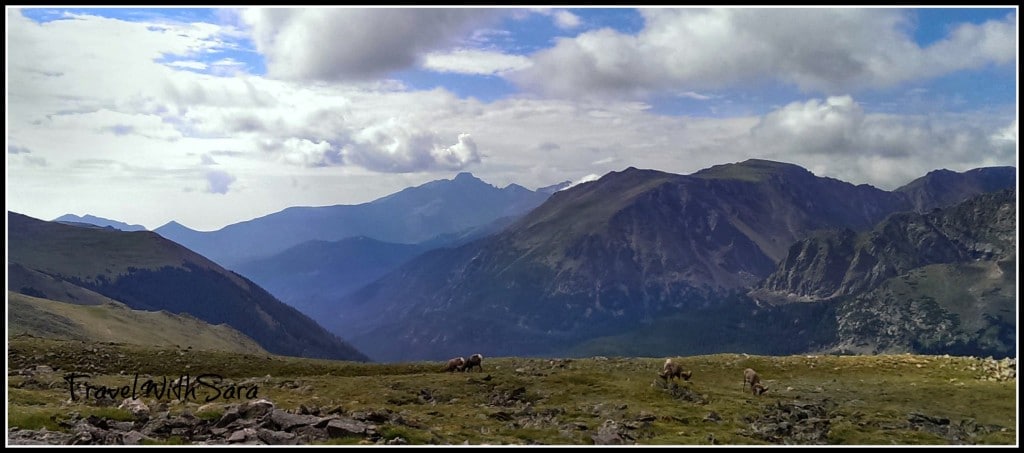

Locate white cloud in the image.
[205,169,237,194]
[530,8,582,30]
[561,173,601,191]
[990,119,1017,144]
[745,96,1018,188]
[751,95,864,155]
[167,60,209,70]
[511,9,1017,98]
[344,120,481,172]
[6,8,1016,233]
[42,109,184,141]
[423,48,532,76]
[677,91,714,101]
[553,10,582,29]
[278,138,339,167]
[239,8,495,81]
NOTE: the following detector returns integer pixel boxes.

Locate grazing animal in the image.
[743,368,769,395]
[659,358,693,382]
[464,354,484,372]
[443,357,466,372]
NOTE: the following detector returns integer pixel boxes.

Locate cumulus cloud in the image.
[422,48,532,76]
[529,8,582,30]
[240,8,495,81]
[751,95,864,155]
[9,145,32,154]
[278,138,340,167]
[987,119,1018,160]
[553,10,582,29]
[511,8,1017,98]
[990,119,1017,144]
[744,95,1018,188]
[7,9,1016,232]
[205,169,236,194]
[343,122,481,172]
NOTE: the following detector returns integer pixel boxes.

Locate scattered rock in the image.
[591,420,634,445]
[386,436,408,445]
[907,413,1004,444]
[324,419,370,438]
[118,398,151,420]
[742,400,836,444]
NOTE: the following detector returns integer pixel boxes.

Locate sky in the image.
[5,6,1018,231]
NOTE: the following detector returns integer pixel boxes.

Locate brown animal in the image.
[659,358,693,382]
[443,357,466,372]
[463,354,484,372]
[743,368,769,395]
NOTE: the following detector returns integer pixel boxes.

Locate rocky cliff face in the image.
[753,189,1016,357]
[754,189,1016,302]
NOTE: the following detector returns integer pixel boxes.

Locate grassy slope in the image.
[8,214,200,282]
[7,337,1015,445]
[8,292,266,354]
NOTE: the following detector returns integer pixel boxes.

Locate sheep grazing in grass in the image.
[659,358,693,382]
[463,354,484,372]
[743,368,769,395]
[443,357,466,372]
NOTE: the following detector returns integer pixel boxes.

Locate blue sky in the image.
[6,7,1018,230]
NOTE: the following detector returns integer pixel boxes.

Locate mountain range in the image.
[16,159,1016,364]
[323,160,1015,361]
[53,213,148,232]
[154,172,552,268]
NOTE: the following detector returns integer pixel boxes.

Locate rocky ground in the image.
[7,339,1017,445]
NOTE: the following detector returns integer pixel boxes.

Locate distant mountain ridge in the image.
[894,166,1018,212]
[54,214,147,231]
[329,160,1015,361]
[154,172,552,268]
[8,212,369,362]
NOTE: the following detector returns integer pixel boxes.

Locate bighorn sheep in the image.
[659,358,693,382]
[464,354,484,372]
[443,357,466,372]
[743,368,769,395]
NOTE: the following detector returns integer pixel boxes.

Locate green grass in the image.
[8,408,63,431]
[7,337,1016,445]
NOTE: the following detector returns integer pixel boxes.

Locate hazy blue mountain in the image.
[234,237,427,321]
[54,214,147,231]
[155,172,551,268]
[234,212,525,322]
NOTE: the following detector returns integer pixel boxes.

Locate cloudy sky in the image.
[6,7,1018,231]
